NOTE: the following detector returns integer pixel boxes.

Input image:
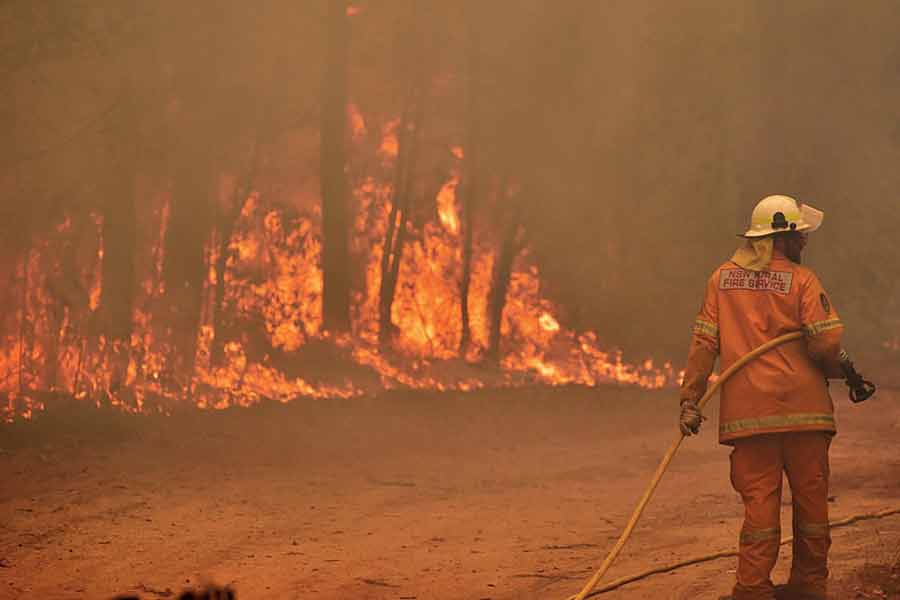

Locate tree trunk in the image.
[458,8,481,355]
[211,138,262,366]
[486,206,521,364]
[377,88,418,347]
[99,176,136,344]
[320,0,352,333]
[42,286,64,392]
[377,3,428,349]
[162,161,214,391]
[378,83,427,347]
[99,123,137,395]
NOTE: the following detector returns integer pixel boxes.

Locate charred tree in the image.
[377,87,425,347]
[210,136,262,366]
[320,0,352,333]
[486,200,523,364]
[96,94,138,396]
[99,176,136,343]
[458,9,481,356]
[376,109,412,347]
[377,3,428,348]
[162,160,214,391]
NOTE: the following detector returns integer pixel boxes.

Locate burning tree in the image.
[1,1,717,422]
[320,0,353,333]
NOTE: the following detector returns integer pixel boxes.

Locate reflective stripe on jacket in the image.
[682,250,844,445]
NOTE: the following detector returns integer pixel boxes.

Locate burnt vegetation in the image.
[2,1,899,420]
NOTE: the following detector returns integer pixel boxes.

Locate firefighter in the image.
[679,195,848,600]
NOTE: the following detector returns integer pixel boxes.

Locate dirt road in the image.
[2,386,899,599]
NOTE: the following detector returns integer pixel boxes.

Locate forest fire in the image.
[1,115,678,424]
[6,5,900,600]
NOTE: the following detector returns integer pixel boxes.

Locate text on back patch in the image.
[719,269,793,295]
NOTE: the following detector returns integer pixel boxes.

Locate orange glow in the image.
[378,119,400,159]
[436,175,460,235]
[348,102,366,139]
[539,313,560,332]
[89,213,104,311]
[2,117,680,424]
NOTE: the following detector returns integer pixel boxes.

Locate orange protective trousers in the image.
[730,432,831,600]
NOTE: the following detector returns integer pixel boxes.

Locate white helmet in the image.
[742,195,824,238]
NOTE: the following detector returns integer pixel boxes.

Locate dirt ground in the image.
[1,386,899,600]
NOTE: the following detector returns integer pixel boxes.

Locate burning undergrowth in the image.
[1,113,679,423]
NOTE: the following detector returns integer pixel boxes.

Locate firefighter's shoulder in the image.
[706,260,740,287]
[787,262,823,288]
[708,261,736,278]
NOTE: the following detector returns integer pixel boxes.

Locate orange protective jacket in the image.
[680,250,844,445]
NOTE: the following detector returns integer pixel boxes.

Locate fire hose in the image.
[570,331,877,600]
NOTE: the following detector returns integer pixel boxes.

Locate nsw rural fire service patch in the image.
[820,293,831,313]
[719,269,793,294]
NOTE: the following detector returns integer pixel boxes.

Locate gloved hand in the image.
[679,400,703,436]
[839,349,877,403]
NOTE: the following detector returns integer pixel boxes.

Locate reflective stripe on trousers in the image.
[720,413,835,436]
[729,432,831,600]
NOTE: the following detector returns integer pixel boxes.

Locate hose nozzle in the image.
[839,349,876,403]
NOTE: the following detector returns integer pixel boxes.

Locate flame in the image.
[348,102,366,139]
[436,176,460,235]
[89,213,104,311]
[1,108,681,423]
[378,119,400,159]
[539,312,560,332]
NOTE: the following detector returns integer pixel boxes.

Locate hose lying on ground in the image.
[571,331,806,600]
[582,506,900,597]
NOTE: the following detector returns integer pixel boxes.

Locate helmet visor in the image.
[799,203,823,232]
